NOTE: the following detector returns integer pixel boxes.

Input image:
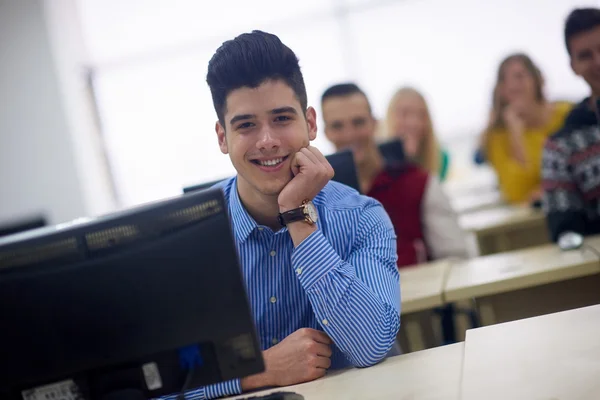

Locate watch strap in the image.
[278,207,306,226]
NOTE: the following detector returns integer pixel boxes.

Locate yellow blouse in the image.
[485,102,572,204]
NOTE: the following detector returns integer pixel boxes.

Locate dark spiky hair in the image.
[564,8,600,56]
[206,30,308,126]
[321,83,372,114]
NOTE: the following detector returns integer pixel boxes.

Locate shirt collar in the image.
[228,177,259,243]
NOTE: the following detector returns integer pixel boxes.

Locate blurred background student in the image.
[477,54,572,204]
[321,83,468,268]
[542,7,600,241]
[384,88,451,182]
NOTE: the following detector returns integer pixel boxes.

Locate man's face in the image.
[216,79,317,197]
[322,93,376,165]
[570,25,600,96]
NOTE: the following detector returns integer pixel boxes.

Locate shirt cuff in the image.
[291,229,341,289]
[205,379,242,399]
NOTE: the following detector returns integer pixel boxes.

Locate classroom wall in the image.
[0,0,115,225]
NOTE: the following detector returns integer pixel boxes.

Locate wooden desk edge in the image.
[444,260,600,302]
[401,294,444,315]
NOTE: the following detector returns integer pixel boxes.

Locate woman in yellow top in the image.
[481,53,572,204]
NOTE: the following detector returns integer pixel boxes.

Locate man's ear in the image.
[216,121,228,154]
[305,106,318,141]
[570,58,580,77]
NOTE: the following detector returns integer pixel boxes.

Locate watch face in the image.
[305,201,318,222]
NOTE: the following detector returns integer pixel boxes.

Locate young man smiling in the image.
[542,8,600,241]
[166,31,401,399]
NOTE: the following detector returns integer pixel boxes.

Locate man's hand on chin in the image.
[277,146,334,213]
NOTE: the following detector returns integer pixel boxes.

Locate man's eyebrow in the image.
[270,107,298,115]
[229,114,255,125]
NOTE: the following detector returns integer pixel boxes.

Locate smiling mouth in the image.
[251,156,288,167]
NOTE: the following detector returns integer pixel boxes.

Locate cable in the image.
[176,368,194,400]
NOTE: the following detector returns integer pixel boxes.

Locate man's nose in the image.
[256,127,280,150]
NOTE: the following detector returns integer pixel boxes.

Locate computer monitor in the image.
[0,214,47,238]
[325,149,360,192]
[182,149,361,194]
[378,139,405,165]
[0,188,263,400]
[182,179,226,194]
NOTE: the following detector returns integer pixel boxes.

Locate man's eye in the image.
[275,116,291,122]
[238,122,254,129]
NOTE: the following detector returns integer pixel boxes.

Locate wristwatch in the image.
[278,200,318,226]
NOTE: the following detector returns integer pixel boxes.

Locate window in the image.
[78,0,596,207]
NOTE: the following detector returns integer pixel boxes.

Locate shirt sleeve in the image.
[422,176,469,260]
[157,379,241,400]
[541,137,587,241]
[290,201,400,368]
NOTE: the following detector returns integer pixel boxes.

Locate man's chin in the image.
[253,178,290,197]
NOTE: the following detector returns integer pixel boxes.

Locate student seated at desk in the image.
[542,8,600,241]
[478,53,571,204]
[321,83,468,268]
[384,87,451,182]
[166,31,401,400]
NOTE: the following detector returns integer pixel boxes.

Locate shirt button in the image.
[258,227,264,231]
[322,319,329,326]
[270,250,276,257]
[270,296,277,304]
[272,338,279,345]
[296,267,302,275]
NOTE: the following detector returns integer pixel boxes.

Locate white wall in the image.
[0,0,113,225]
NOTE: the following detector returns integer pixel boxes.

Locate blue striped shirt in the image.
[162,177,401,399]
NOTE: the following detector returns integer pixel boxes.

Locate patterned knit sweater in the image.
[541,97,600,241]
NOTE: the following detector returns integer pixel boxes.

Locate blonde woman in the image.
[386,87,450,181]
[479,53,572,204]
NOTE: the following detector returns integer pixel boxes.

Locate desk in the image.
[442,168,498,199]
[444,240,600,327]
[458,205,549,255]
[226,342,464,400]
[460,305,600,400]
[450,190,503,215]
[401,259,451,314]
[399,259,451,352]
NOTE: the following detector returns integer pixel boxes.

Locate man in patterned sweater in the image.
[542,8,600,241]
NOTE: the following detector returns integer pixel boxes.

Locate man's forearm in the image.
[240,368,272,392]
[286,221,318,248]
[291,227,400,367]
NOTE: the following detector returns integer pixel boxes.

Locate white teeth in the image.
[258,158,283,166]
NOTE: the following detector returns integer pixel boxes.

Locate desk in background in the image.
[398,259,452,352]
[445,238,600,330]
[226,342,464,400]
[450,190,503,215]
[460,304,600,400]
[442,168,498,199]
[459,205,549,256]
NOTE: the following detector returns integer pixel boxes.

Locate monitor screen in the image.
[0,188,263,399]
[378,139,405,165]
[0,215,46,238]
